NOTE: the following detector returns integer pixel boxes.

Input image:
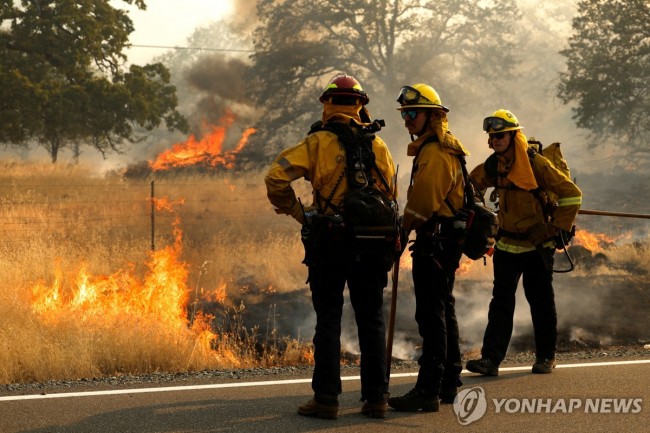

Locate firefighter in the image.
[466,109,582,376]
[265,74,397,419]
[387,84,469,412]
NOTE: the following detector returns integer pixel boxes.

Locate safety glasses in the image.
[488,131,508,139]
[400,109,419,120]
[483,116,518,132]
[397,86,430,105]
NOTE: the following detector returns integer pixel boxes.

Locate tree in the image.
[0,0,188,163]
[248,0,521,157]
[557,0,650,168]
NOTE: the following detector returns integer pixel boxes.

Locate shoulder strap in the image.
[311,121,396,212]
[486,149,551,221]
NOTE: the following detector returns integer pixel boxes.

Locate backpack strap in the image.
[410,137,470,223]
[446,154,480,215]
[409,134,438,190]
[308,120,395,213]
[484,150,551,222]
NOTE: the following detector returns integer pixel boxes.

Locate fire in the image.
[30,198,241,369]
[457,258,473,276]
[153,197,185,211]
[149,109,256,171]
[573,229,617,251]
[398,253,474,276]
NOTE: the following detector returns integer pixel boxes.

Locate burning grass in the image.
[0,162,311,384]
[0,161,647,384]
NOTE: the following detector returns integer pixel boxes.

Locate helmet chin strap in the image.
[419,111,431,137]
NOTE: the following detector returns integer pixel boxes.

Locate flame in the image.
[153,197,185,212]
[301,347,315,364]
[457,258,473,276]
[150,110,256,171]
[573,229,617,251]
[397,253,474,276]
[29,198,240,369]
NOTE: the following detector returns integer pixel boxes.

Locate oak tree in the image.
[557,0,650,167]
[0,0,188,163]
[248,0,521,156]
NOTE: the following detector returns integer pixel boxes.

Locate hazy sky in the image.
[114,0,235,65]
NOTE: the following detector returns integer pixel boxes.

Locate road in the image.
[1,359,648,433]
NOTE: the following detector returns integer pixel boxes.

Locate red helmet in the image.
[319,74,369,105]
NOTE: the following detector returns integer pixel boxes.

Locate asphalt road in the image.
[1,359,648,433]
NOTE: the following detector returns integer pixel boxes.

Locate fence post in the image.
[151,180,155,251]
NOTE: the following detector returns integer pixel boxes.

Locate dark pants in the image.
[411,229,464,395]
[481,247,557,364]
[308,226,389,403]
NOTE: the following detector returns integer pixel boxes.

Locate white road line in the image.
[1,359,648,402]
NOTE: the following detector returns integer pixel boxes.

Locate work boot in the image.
[466,358,499,376]
[297,398,339,419]
[440,378,462,404]
[388,388,440,412]
[361,400,388,419]
[532,358,556,374]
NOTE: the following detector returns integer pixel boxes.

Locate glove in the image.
[287,202,306,225]
[527,223,559,246]
[554,226,576,250]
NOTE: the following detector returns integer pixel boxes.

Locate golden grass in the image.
[0,162,313,384]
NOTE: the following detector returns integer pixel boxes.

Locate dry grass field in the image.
[1,162,648,385]
[0,162,313,384]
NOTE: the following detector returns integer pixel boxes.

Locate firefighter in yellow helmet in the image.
[465,109,582,377]
[265,74,397,419]
[388,84,470,412]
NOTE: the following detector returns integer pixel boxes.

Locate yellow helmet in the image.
[396,83,449,112]
[483,109,524,133]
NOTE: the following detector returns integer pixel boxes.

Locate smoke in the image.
[183,54,257,133]
[186,55,251,103]
[260,242,649,361]
[230,0,259,31]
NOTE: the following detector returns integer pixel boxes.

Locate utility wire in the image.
[129,44,254,53]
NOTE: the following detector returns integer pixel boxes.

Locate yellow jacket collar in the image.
[407,113,470,157]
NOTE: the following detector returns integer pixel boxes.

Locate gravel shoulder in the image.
[2,344,648,397]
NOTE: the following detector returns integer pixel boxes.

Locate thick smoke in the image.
[184,53,257,132]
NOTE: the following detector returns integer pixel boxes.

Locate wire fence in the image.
[0,179,293,250]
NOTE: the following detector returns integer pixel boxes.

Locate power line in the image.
[129,44,254,53]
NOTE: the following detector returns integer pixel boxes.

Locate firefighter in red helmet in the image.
[265,73,397,419]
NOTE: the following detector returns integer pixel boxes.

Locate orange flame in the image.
[150,110,256,171]
[573,229,616,251]
[457,258,473,276]
[29,198,239,368]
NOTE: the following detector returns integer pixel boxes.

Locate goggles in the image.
[396,86,431,105]
[488,131,508,139]
[483,116,519,132]
[400,109,419,120]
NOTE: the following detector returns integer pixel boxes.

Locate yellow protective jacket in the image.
[470,152,582,253]
[265,116,397,223]
[403,129,469,232]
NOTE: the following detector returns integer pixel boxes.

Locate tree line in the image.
[1,0,648,168]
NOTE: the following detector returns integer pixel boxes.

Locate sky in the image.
[113,0,235,65]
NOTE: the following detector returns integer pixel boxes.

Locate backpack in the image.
[308,120,400,265]
[452,155,499,260]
